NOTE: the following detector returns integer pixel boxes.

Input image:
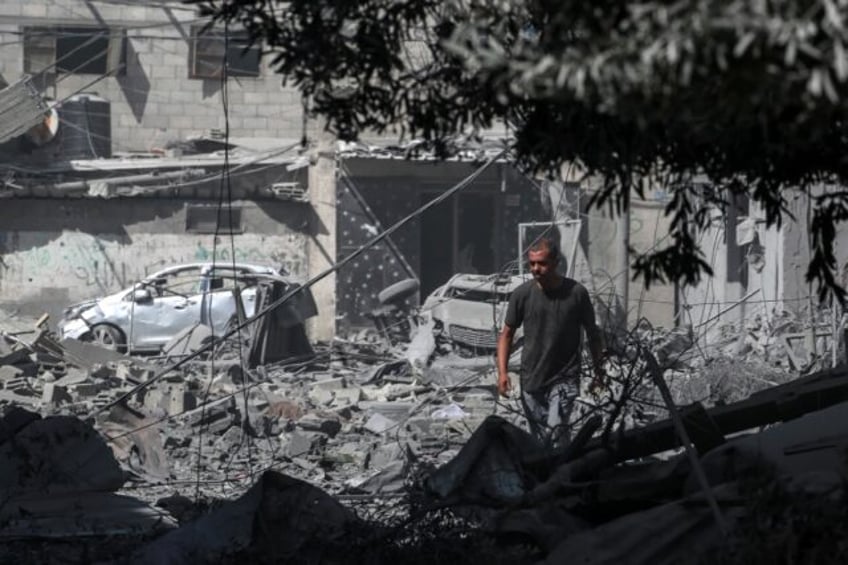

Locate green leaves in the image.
[194,0,848,301]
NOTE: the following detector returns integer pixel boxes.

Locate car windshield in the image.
[444,287,512,303]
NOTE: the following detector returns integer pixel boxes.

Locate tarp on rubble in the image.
[0,407,176,539]
[247,281,316,367]
[132,471,365,564]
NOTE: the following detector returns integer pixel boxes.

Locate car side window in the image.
[205,268,252,292]
[150,267,204,298]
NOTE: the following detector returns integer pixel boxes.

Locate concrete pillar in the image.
[306,131,337,342]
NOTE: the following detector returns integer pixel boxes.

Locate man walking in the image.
[497,238,605,447]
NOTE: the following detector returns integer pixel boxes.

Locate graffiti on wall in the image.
[0,233,307,302]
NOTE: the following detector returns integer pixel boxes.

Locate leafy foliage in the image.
[194,0,848,300]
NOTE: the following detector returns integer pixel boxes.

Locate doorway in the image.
[418,191,497,297]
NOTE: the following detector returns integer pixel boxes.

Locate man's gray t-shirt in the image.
[504,278,596,393]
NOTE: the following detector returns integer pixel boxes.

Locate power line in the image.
[88,150,506,421]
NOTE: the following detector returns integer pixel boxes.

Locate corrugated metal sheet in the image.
[0,76,48,144]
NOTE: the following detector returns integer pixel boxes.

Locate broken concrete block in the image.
[359,401,415,421]
[115,362,152,384]
[89,363,115,380]
[3,376,32,393]
[0,365,23,381]
[161,384,197,416]
[326,442,367,467]
[297,413,342,437]
[54,367,89,387]
[0,347,33,367]
[313,377,346,390]
[92,391,116,409]
[73,381,106,398]
[143,388,165,414]
[188,401,232,429]
[42,382,72,406]
[364,413,397,435]
[308,387,334,407]
[370,442,404,470]
[215,426,244,451]
[0,389,40,406]
[407,319,437,370]
[331,387,362,408]
[281,431,321,458]
[59,337,147,370]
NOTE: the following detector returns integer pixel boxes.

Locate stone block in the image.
[4,376,32,393]
[297,413,342,437]
[308,387,333,407]
[0,365,23,380]
[364,413,397,435]
[281,431,320,458]
[331,387,361,408]
[41,382,72,406]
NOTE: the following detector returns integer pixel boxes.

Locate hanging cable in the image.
[89,149,506,420]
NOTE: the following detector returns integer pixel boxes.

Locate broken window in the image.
[23,26,126,90]
[185,205,244,234]
[189,26,261,79]
[148,266,204,298]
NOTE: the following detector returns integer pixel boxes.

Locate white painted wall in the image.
[0,198,310,326]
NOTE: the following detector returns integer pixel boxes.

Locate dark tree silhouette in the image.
[195,0,848,300]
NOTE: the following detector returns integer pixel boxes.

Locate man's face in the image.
[528,248,558,282]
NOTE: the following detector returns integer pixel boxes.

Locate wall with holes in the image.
[0,0,313,155]
[336,158,547,330]
[0,197,310,328]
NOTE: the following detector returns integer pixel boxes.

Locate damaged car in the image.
[59,263,312,353]
[421,273,527,352]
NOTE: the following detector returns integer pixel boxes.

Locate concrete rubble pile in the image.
[3,303,848,563]
[422,363,848,564]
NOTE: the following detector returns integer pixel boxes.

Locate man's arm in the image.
[581,290,606,389]
[497,324,515,397]
[586,324,605,385]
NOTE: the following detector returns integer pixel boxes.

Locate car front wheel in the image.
[87,324,126,352]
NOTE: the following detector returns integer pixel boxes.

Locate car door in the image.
[200,266,254,335]
[129,266,204,349]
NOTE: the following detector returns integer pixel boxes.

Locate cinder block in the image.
[243,91,268,105]
[42,382,72,406]
[161,52,186,68]
[241,117,268,130]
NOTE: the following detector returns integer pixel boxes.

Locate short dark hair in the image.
[527,237,559,262]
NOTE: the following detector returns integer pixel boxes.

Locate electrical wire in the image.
[193,11,256,498]
[89,145,505,444]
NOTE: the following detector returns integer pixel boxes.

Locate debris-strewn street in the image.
[2,300,847,564]
[4,1,848,563]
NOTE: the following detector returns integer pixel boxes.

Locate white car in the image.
[58,262,310,352]
[421,273,527,351]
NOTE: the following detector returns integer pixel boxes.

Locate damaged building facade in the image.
[1,0,846,349]
[0,0,557,343]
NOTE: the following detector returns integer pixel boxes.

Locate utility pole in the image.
[618,206,630,328]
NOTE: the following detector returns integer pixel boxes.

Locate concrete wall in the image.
[0,198,310,326]
[683,197,792,340]
[581,196,677,329]
[780,187,848,315]
[0,0,308,154]
[336,159,547,329]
